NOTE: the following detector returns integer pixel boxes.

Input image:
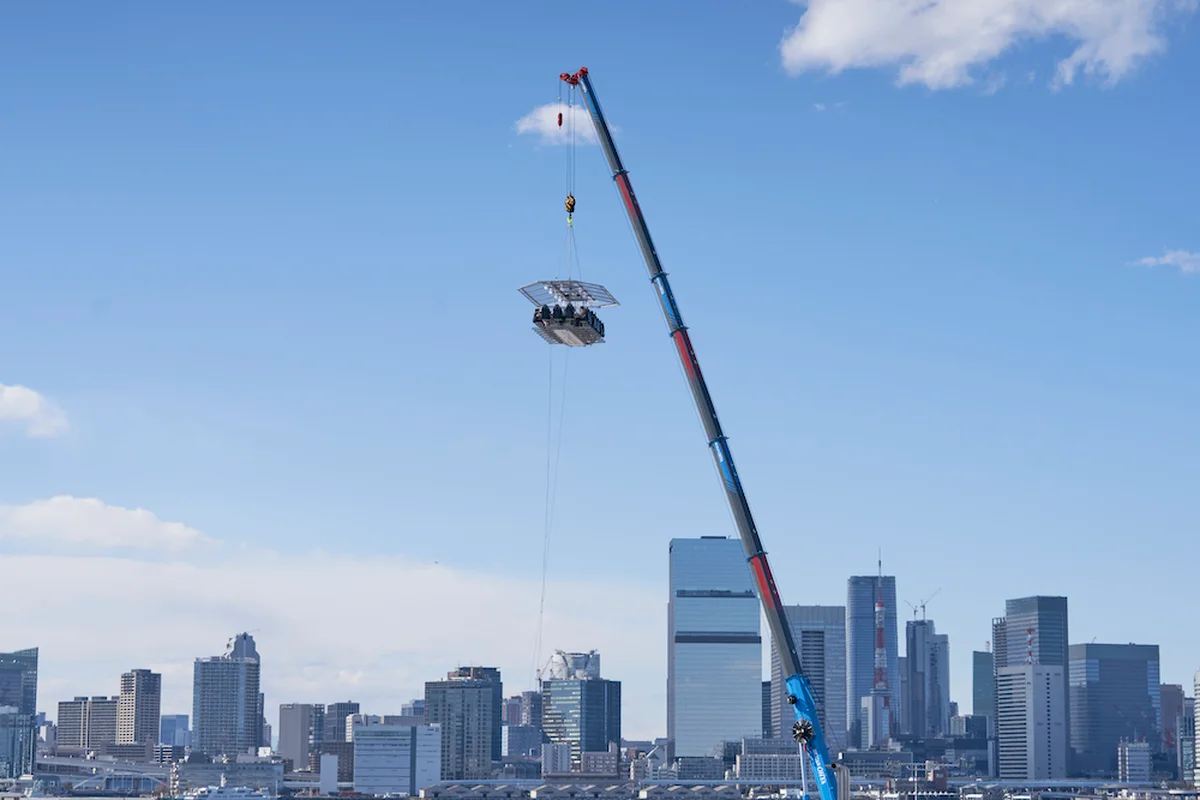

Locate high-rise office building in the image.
[352,724,441,796]
[192,633,262,757]
[57,696,118,749]
[0,648,37,777]
[541,651,620,770]
[1068,643,1161,777]
[992,597,1070,756]
[1162,684,1184,766]
[279,704,316,771]
[503,696,523,727]
[88,697,118,748]
[57,698,85,748]
[259,692,268,749]
[997,665,1067,780]
[1180,695,1195,784]
[0,649,38,720]
[972,651,996,735]
[668,537,762,758]
[310,704,326,750]
[505,724,544,758]
[769,605,846,753]
[904,619,950,739]
[118,669,161,745]
[1118,740,1152,783]
[846,575,899,748]
[1,706,35,779]
[762,682,772,740]
[325,702,360,742]
[159,714,189,747]
[519,691,542,729]
[425,667,502,780]
[449,667,502,761]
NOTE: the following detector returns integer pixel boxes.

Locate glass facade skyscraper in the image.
[905,619,950,739]
[846,576,899,748]
[972,650,995,733]
[769,605,846,753]
[541,675,620,770]
[668,537,762,758]
[0,648,37,777]
[159,714,190,747]
[1068,643,1161,777]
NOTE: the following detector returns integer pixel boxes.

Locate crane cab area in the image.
[519,279,618,347]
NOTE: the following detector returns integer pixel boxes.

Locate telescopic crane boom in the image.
[561,66,846,800]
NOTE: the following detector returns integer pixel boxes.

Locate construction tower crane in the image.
[561,66,849,800]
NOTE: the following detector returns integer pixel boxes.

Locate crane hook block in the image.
[565,194,576,214]
[557,111,563,127]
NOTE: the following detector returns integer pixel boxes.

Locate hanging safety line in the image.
[531,79,581,690]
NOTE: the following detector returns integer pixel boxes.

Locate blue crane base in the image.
[786,673,840,800]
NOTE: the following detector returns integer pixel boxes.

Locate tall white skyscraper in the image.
[993,596,1070,756]
[769,605,846,753]
[668,537,761,758]
[997,664,1067,780]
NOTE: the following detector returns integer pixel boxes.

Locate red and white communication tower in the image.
[864,556,892,748]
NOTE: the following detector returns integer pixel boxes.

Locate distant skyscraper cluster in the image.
[664,537,1191,787]
[4,535,1196,794]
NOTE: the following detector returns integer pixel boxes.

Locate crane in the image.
[905,588,942,620]
[561,66,848,800]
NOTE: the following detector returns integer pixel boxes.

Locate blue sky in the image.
[1,2,1198,740]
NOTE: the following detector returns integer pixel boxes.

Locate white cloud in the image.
[0,384,67,437]
[0,496,216,551]
[779,0,1196,90]
[515,103,600,146]
[814,102,827,111]
[1133,249,1200,273]
[0,498,664,738]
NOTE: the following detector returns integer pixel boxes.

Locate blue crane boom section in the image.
[561,66,842,800]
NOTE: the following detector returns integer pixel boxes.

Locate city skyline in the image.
[9,625,1196,784]
[2,1,1199,744]
[11,580,1195,747]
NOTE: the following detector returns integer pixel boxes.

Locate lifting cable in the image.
[530,80,581,688]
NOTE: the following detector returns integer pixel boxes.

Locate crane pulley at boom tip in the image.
[554,65,849,800]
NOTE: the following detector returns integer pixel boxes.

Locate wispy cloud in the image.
[1132,249,1200,274]
[515,103,600,146]
[3,497,663,737]
[779,0,1196,91]
[0,384,67,437]
[0,496,216,551]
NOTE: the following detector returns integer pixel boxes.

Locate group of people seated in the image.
[533,302,605,337]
